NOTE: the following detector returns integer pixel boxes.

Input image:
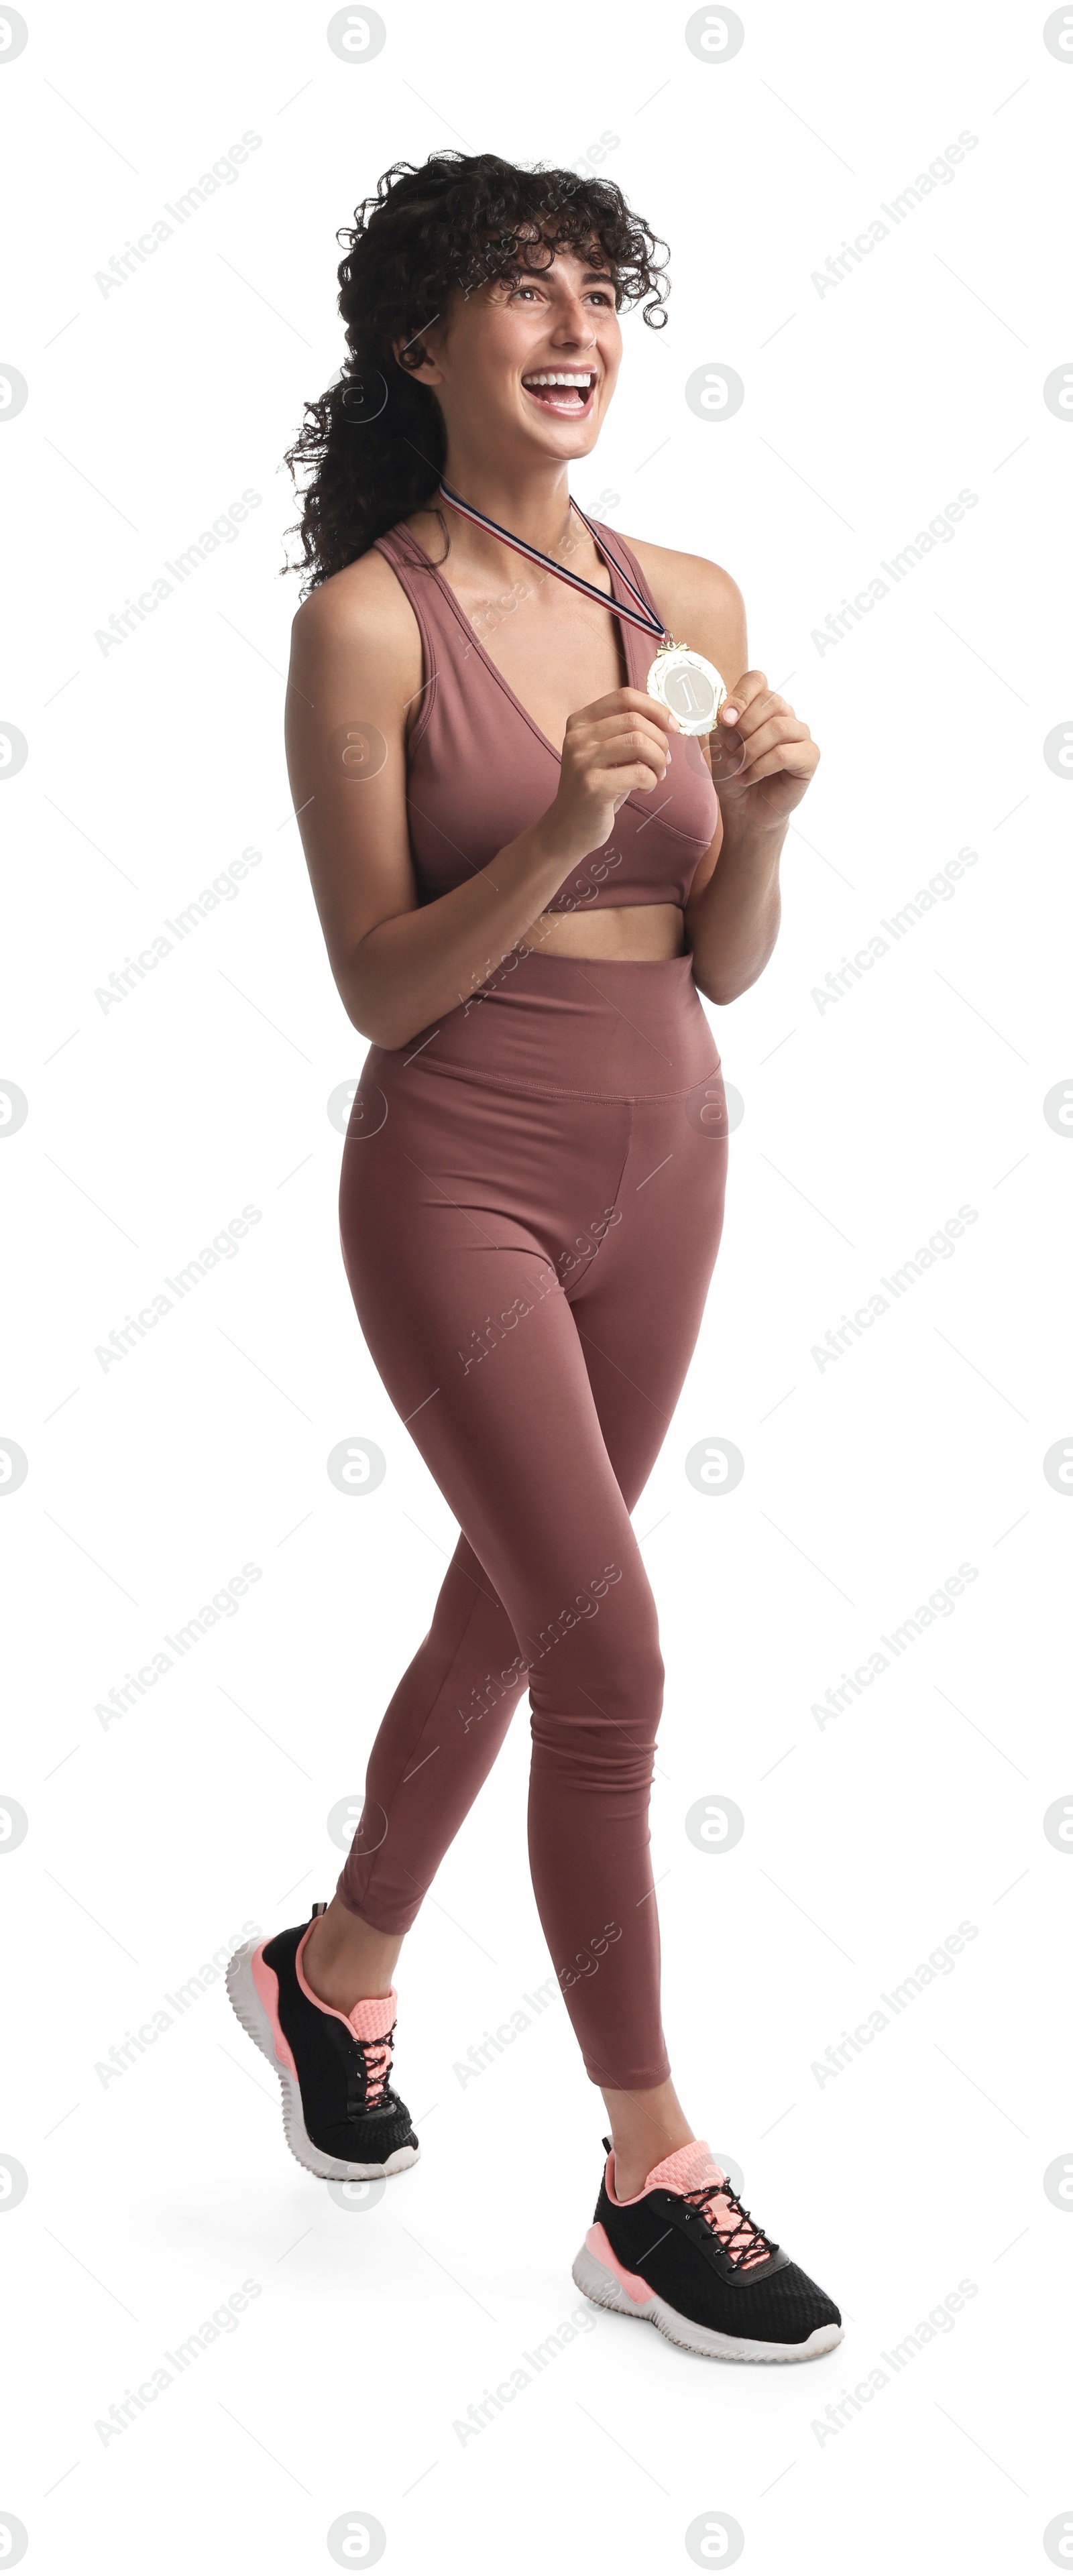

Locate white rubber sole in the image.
[225,1938,420,2183]
[571,2241,843,2364]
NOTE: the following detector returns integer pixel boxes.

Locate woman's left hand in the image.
[713,670,820,825]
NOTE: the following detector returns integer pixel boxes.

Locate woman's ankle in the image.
[602,2079,695,2201]
[302,1898,402,2013]
[611,2134,695,2202]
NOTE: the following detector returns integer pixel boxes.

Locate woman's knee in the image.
[527,1578,665,1756]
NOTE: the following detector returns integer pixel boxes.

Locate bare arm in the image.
[619,536,820,1006]
[284,555,679,1053]
[681,569,785,1006]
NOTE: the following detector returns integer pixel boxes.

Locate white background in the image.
[1,2,1069,2569]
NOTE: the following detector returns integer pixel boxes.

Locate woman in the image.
[228,152,841,2366]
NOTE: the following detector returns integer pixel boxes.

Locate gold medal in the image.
[646,642,728,737]
[435,482,746,772]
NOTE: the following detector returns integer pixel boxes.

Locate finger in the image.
[576,716,675,764]
[571,688,679,734]
[721,669,771,722]
[727,690,789,740]
[581,707,676,740]
[596,739,670,781]
[736,744,819,785]
[601,762,669,799]
[730,714,809,765]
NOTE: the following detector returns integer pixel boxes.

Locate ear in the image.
[391,327,443,386]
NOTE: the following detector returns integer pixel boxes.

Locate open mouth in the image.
[520,369,598,418]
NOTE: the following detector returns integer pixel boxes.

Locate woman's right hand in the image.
[541,687,680,861]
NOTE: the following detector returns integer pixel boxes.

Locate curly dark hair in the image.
[280,150,670,594]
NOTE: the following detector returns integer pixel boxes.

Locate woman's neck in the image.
[434,455,577,569]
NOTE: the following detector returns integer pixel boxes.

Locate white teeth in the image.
[522,372,595,389]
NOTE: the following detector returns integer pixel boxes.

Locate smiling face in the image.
[394,229,624,472]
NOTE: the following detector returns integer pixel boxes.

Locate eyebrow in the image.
[514,263,616,285]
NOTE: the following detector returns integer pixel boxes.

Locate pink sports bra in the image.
[372,515,721,913]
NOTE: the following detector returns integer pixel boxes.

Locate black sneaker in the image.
[572,2137,842,2363]
[226,1908,419,2181]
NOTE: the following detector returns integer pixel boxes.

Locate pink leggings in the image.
[336,949,728,2092]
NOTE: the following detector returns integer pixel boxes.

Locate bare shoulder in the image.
[287,546,422,741]
[616,530,746,642]
[290,544,416,650]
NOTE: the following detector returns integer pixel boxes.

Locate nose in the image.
[549,290,598,341]
[552,317,597,354]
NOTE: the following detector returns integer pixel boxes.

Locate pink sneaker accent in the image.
[293,1926,396,2102]
[585,2221,655,2305]
[644,2140,725,2197]
[345,1990,398,2045]
[609,2138,771,2270]
[250,1945,298,2077]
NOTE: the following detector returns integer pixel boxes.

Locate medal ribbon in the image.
[436,478,671,646]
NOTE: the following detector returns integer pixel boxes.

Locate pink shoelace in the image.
[682,2175,775,2272]
[356,2030,393,2105]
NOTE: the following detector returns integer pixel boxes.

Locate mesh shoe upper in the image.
[595,2141,841,2345]
[263,1922,417,2164]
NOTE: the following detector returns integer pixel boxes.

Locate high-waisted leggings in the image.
[336,947,729,2093]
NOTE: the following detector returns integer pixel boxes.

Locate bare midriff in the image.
[515,901,689,960]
